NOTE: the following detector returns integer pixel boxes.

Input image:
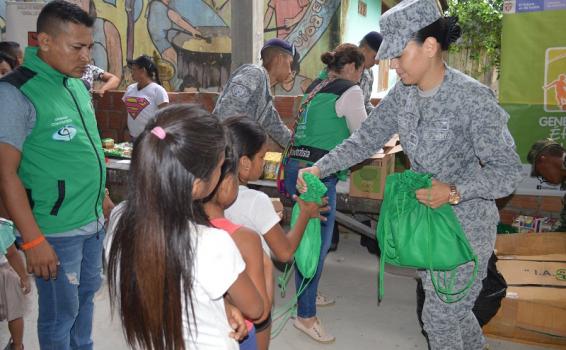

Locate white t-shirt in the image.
[335,85,368,132]
[184,224,245,350]
[122,82,169,138]
[225,186,281,257]
[105,204,244,349]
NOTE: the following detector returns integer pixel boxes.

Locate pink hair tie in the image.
[151,126,166,140]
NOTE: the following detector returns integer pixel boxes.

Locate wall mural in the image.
[0,0,341,94]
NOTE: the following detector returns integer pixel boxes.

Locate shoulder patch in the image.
[230,84,251,98]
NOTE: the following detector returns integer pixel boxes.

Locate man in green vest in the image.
[0,2,111,349]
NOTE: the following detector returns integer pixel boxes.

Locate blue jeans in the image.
[239,325,257,350]
[284,158,337,318]
[35,229,105,350]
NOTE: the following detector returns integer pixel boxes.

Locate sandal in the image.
[316,291,335,307]
[294,317,335,344]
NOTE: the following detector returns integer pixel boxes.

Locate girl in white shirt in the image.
[122,55,169,139]
[107,104,263,350]
[223,116,324,349]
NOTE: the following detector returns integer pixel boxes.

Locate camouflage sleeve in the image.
[213,68,260,120]
[314,84,401,178]
[360,70,374,115]
[260,102,291,147]
[455,88,523,201]
[364,98,374,116]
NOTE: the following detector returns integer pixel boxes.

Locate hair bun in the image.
[321,51,336,65]
[444,16,461,47]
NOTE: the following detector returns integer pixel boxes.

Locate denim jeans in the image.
[35,229,105,350]
[239,325,257,350]
[284,158,337,318]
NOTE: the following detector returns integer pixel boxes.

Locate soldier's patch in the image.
[230,84,250,98]
[502,128,515,147]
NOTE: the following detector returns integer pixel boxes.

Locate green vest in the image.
[292,79,354,179]
[13,47,106,234]
[294,79,353,151]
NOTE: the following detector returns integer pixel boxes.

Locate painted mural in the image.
[0,0,341,94]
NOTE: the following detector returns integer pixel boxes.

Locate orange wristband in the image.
[21,235,46,251]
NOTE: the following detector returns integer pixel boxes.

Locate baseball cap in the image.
[377,0,441,60]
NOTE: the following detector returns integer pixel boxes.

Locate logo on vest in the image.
[53,125,77,141]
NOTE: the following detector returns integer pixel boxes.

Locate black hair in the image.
[0,52,16,70]
[414,17,461,51]
[321,43,365,73]
[201,129,239,203]
[222,115,267,160]
[0,41,21,63]
[130,55,162,85]
[539,144,565,159]
[108,104,226,350]
[37,0,94,35]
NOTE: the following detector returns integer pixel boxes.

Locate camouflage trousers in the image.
[417,243,492,350]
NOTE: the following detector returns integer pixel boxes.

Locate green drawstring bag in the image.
[377,170,478,303]
[271,173,327,339]
[291,172,328,279]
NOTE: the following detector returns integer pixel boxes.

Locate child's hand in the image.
[296,166,321,193]
[20,274,31,295]
[294,195,330,221]
[225,302,248,341]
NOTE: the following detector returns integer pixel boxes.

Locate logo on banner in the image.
[543,47,566,112]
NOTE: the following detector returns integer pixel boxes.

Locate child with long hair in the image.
[201,130,271,350]
[107,104,263,350]
[223,116,325,350]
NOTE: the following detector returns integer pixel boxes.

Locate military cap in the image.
[261,38,299,71]
[261,38,295,58]
[377,0,442,60]
[527,139,564,176]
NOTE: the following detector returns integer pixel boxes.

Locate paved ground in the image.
[0,232,550,349]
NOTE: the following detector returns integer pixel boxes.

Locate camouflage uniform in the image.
[314,0,524,349]
[213,64,291,147]
[360,68,374,115]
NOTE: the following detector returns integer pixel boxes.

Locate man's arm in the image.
[0,82,59,280]
[94,71,120,98]
[261,104,292,147]
[0,144,59,280]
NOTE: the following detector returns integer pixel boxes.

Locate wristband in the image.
[21,235,46,251]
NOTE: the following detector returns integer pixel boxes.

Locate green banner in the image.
[500,9,566,163]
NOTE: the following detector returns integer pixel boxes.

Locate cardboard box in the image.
[483,233,566,348]
[349,135,402,200]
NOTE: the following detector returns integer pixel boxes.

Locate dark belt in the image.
[288,145,329,164]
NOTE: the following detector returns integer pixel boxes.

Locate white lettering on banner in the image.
[548,127,566,141]
[539,116,566,127]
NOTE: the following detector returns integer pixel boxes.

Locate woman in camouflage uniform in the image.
[297,0,523,349]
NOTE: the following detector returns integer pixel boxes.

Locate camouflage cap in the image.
[377,0,442,60]
[527,139,564,176]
